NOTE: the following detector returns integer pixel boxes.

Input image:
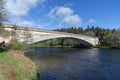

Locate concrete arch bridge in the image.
[0,24,99,47]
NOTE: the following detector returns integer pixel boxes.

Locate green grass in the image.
[11,43,25,51]
[0,51,39,80]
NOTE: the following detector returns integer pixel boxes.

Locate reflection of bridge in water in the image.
[0,24,99,47]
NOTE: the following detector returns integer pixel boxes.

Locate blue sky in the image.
[6,0,120,30]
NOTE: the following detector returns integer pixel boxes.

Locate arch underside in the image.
[31,37,94,47]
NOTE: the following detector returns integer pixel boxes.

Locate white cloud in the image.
[47,7,57,19]
[62,15,81,25]
[6,0,45,16]
[6,17,50,29]
[64,3,74,7]
[88,19,96,24]
[8,18,35,27]
[48,6,81,27]
[56,7,73,18]
[18,20,34,27]
[5,0,46,28]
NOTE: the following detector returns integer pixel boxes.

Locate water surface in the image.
[25,48,120,80]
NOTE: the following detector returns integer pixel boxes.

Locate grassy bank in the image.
[0,50,39,80]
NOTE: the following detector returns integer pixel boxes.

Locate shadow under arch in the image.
[32,37,94,48]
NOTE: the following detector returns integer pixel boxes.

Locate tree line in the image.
[54,26,120,48]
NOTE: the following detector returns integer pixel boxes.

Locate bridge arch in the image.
[35,37,94,48]
[30,36,97,47]
[1,24,99,47]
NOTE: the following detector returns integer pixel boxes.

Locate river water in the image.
[25,48,120,80]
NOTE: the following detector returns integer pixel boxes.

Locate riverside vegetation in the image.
[0,42,39,80]
[0,50,39,80]
[32,38,91,48]
[32,26,120,49]
[54,26,120,49]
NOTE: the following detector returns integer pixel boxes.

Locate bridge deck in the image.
[3,24,98,39]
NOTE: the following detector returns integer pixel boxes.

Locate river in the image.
[25,48,120,80]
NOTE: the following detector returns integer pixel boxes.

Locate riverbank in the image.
[32,44,120,49]
[31,44,92,49]
[32,45,79,48]
[96,45,120,49]
[0,50,39,80]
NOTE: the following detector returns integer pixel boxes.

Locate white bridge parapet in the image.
[0,24,99,47]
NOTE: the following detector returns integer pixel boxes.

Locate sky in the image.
[5,0,120,30]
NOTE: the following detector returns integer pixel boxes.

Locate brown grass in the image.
[0,50,38,80]
[9,50,38,78]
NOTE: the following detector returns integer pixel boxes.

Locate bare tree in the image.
[0,0,8,44]
[10,25,18,43]
[0,0,7,24]
[23,28,33,49]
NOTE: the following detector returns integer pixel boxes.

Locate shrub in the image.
[0,46,8,52]
[11,43,25,51]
